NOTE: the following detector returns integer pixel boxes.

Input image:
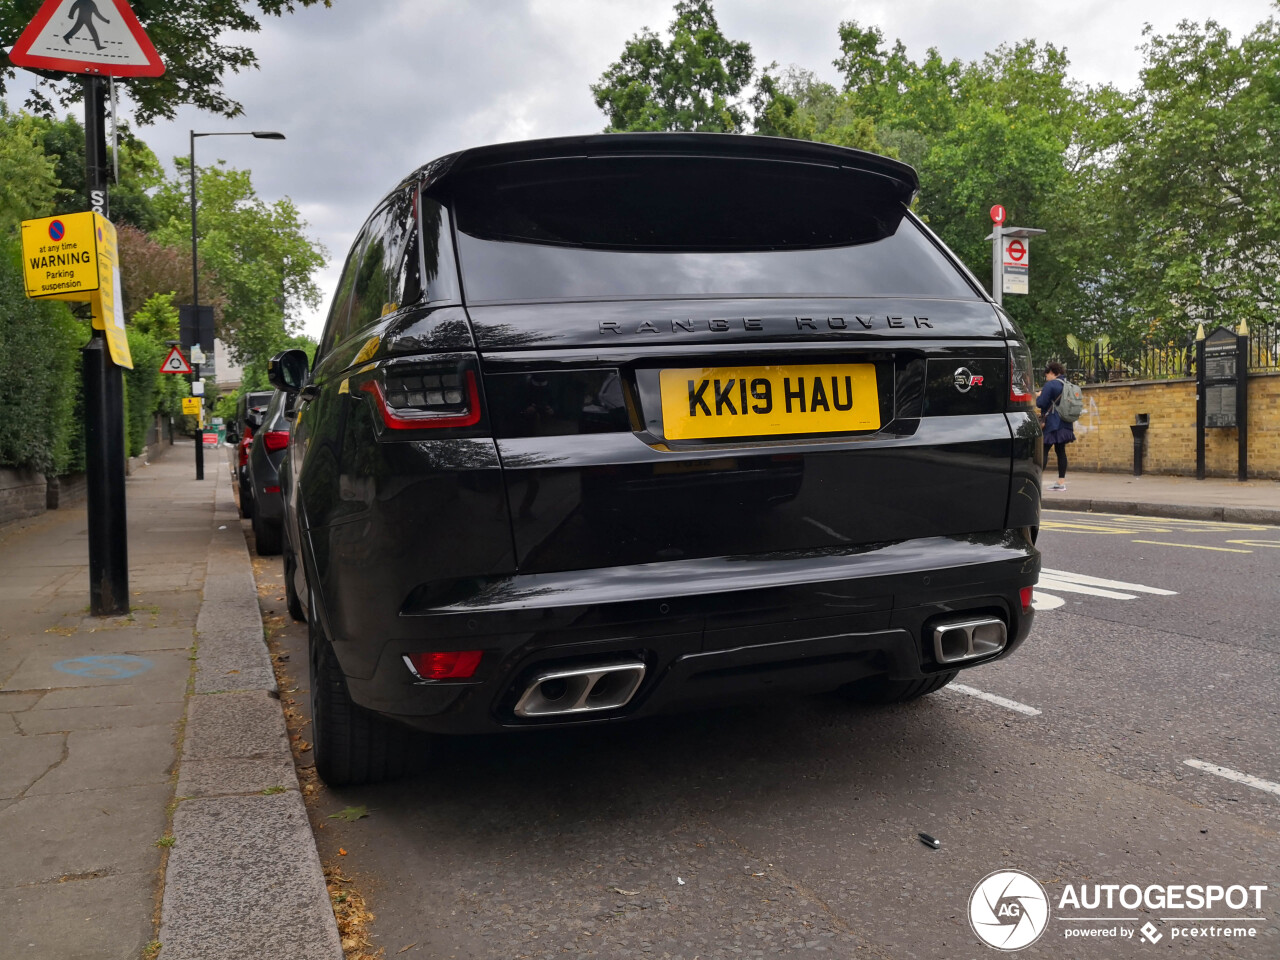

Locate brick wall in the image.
[0,469,49,525]
[1070,373,1280,478]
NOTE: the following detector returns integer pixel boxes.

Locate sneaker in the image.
[1049,481,1067,491]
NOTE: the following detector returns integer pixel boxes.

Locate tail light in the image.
[238,429,253,467]
[1008,342,1036,408]
[359,360,482,431]
[262,430,289,452]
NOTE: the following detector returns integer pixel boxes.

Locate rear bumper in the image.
[341,529,1039,734]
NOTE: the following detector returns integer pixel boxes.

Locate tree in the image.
[116,222,225,322]
[1,0,333,125]
[592,0,755,132]
[29,114,163,230]
[1103,15,1280,340]
[0,105,58,232]
[151,160,325,365]
[752,66,885,153]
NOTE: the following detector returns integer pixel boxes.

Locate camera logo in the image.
[969,870,1051,951]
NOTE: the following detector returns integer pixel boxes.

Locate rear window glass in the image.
[447,156,977,303]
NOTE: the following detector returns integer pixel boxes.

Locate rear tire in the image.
[837,670,958,704]
[252,508,282,555]
[309,607,412,787]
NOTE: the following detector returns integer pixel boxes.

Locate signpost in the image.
[160,346,193,375]
[1196,323,1250,481]
[10,0,164,616]
[7,0,165,77]
[986,206,1045,307]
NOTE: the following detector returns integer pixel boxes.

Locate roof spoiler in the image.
[409,133,919,207]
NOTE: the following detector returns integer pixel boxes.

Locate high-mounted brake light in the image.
[360,368,481,430]
[403,650,483,680]
[263,430,289,452]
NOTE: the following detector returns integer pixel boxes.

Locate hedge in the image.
[0,234,85,475]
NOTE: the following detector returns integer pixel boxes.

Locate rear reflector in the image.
[404,650,483,680]
[263,430,289,452]
[1020,586,1034,611]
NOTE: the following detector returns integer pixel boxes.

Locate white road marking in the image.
[947,683,1042,716]
[1183,759,1280,798]
[1034,568,1177,610]
[1037,579,1137,600]
[1040,569,1178,595]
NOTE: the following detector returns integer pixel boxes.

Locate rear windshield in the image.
[447,156,978,303]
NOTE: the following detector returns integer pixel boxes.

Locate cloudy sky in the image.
[10,0,1278,340]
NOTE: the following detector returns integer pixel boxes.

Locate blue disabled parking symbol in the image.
[53,655,153,679]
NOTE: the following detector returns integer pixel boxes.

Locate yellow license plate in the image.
[659,364,879,441]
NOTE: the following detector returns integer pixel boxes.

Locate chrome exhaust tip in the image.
[513,661,646,718]
[932,616,1007,664]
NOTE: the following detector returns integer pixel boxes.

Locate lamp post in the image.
[188,130,285,480]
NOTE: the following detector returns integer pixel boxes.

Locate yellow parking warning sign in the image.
[19,211,132,368]
[182,397,202,416]
[91,217,132,369]
[21,213,101,300]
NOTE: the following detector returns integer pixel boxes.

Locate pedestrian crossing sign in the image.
[8,0,165,77]
[160,346,192,375]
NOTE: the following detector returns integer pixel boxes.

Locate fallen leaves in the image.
[329,805,369,823]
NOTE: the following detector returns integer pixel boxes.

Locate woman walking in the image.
[1037,361,1075,491]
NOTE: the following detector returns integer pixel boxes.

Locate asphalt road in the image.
[250,509,1280,960]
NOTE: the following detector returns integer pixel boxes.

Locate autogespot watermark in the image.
[969,872,1270,950]
[969,870,1051,950]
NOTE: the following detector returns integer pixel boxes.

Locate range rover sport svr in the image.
[269,133,1042,786]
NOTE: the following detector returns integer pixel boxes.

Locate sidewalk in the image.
[1044,470,1280,525]
[1,455,1276,959]
[0,441,339,960]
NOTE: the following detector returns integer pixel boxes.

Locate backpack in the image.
[1054,378,1084,423]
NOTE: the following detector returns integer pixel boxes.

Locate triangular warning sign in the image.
[9,0,165,77]
[160,346,191,375]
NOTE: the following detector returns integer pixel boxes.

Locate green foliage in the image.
[28,114,163,231]
[152,161,325,367]
[132,291,180,342]
[123,328,163,457]
[592,0,755,132]
[1103,15,1280,342]
[1,1,334,125]
[0,106,58,233]
[0,235,85,474]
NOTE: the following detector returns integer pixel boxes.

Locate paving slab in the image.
[0,784,171,884]
[8,871,155,960]
[28,724,177,795]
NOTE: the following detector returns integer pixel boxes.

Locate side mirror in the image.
[268,349,310,394]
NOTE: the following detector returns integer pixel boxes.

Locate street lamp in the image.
[188,130,285,480]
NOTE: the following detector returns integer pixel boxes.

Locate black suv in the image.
[270,134,1042,786]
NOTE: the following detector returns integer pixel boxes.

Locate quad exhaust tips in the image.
[932,616,1007,664]
[513,661,647,718]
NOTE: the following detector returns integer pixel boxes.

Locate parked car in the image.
[270,133,1042,786]
[225,390,272,446]
[246,390,291,555]
[231,390,273,518]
